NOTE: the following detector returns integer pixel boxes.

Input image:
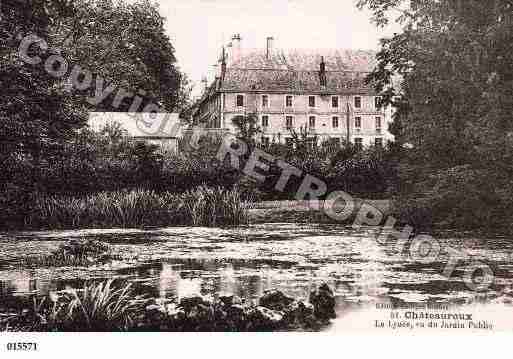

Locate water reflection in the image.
[0,224,512,312]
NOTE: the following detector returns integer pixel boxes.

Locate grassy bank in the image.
[249,199,391,224]
[22,186,249,230]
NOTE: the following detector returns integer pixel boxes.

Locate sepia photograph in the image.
[0,0,512,353]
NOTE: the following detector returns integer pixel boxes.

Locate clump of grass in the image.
[9,280,144,332]
[25,186,249,230]
[22,240,112,268]
[180,186,249,227]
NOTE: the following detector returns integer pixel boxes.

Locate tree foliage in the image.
[46,0,184,112]
[0,0,189,227]
[359,0,513,232]
[1,0,86,186]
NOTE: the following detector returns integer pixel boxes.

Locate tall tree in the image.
[47,0,184,112]
[0,0,85,189]
[358,0,513,231]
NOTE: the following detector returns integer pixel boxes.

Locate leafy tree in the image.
[358,0,513,232]
[0,0,86,188]
[0,0,85,227]
[47,0,184,112]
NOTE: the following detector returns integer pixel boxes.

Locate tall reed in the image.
[30,280,141,331]
[26,186,249,229]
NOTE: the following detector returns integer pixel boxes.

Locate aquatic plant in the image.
[10,280,143,331]
[1,282,336,332]
[25,186,249,230]
[180,186,248,227]
[63,280,141,331]
[23,240,112,268]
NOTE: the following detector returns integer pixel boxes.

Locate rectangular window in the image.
[285,95,293,107]
[355,116,362,129]
[309,116,316,128]
[309,96,316,107]
[375,116,382,131]
[262,136,270,146]
[285,116,293,130]
[375,138,383,147]
[354,96,361,109]
[262,95,269,108]
[262,115,269,128]
[332,116,339,128]
[236,95,244,107]
[332,96,339,108]
[354,137,363,150]
[375,97,381,109]
[332,138,341,147]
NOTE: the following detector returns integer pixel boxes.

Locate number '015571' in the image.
[6,342,38,351]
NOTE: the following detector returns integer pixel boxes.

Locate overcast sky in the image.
[155,0,401,96]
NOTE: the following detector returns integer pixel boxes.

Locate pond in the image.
[1,223,512,330]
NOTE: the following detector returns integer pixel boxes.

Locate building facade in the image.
[193,35,394,148]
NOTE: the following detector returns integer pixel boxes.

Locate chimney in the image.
[220,46,227,82]
[266,36,274,60]
[319,56,327,87]
[231,33,241,64]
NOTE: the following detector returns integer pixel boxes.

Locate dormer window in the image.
[236,94,244,107]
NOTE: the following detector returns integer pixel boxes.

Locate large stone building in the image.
[193,35,394,148]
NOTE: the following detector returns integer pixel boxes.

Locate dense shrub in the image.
[0,122,398,230]
[392,165,513,233]
[252,141,398,201]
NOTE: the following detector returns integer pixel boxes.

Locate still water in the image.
[1,224,512,319]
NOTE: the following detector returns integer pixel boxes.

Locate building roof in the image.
[220,68,370,93]
[220,48,377,94]
[229,48,377,72]
[88,112,182,138]
[193,48,379,115]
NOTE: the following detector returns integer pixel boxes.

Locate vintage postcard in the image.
[1,0,512,356]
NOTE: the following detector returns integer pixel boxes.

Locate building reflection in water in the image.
[156,260,269,303]
[1,257,364,310]
[157,263,179,298]
[153,258,341,305]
